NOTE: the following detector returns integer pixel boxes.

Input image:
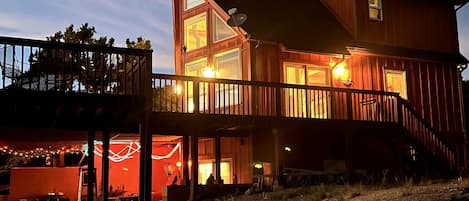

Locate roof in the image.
[214,0,354,54]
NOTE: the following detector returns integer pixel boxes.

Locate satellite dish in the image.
[226,8,247,27]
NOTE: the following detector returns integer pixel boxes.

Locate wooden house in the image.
[171,0,469,185]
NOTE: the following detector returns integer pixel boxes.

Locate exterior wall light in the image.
[254,162,263,169]
[284,146,292,152]
[331,61,352,86]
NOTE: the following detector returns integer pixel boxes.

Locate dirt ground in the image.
[331,182,469,201]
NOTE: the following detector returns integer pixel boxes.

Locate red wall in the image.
[10,167,80,201]
[93,143,181,198]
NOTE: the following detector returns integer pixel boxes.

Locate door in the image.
[284,63,330,118]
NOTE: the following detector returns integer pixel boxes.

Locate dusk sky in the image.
[1,1,468,78]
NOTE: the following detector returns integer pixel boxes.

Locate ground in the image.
[229,180,469,201]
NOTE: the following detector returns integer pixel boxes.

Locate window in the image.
[284,63,330,118]
[214,49,241,80]
[213,13,236,42]
[184,13,207,51]
[214,49,241,107]
[385,70,407,99]
[185,0,204,10]
[185,58,209,112]
[198,160,232,184]
[369,0,383,21]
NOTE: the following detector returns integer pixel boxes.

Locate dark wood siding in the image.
[348,53,464,143]
[320,0,357,37]
[355,0,458,53]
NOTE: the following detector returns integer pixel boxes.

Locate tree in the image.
[20,23,152,93]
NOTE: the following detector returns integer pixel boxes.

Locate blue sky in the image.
[1,1,468,78]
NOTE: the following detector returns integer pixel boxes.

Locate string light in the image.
[83,141,180,163]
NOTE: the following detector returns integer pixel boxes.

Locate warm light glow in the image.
[188,102,195,112]
[188,160,192,167]
[284,146,292,152]
[176,161,182,167]
[254,162,263,169]
[122,167,129,172]
[203,67,216,78]
[332,63,346,77]
[174,85,182,95]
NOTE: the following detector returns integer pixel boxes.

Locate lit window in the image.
[385,70,407,99]
[213,13,236,42]
[214,49,241,80]
[185,0,204,10]
[185,58,207,77]
[214,49,241,107]
[184,58,209,112]
[198,161,232,184]
[184,13,207,51]
[369,0,383,21]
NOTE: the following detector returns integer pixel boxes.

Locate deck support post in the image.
[189,136,199,201]
[215,136,221,184]
[102,130,110,201]
[87,129,95,201]
[139,112,152,201]
[183,135,190,186]
[273,129,280,186]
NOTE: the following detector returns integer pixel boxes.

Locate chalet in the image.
[171,0,469,190]
[0,0,468,201]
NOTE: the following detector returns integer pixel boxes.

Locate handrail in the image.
[152,74,399,97]
[0,36,152,55]
[398,97,456,170]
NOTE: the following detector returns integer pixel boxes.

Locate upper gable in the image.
[354,0,459,53]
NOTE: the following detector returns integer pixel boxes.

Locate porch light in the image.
[203,67,216,78]
[254,162,263,169]
[284,146,292,152]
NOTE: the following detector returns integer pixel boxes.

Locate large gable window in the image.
[214,49,241,80]
[184,13,207,51]
[184,58,209,112]
[213,13,237,43]
[369,0,383,21]
[214,49,241,107]
[185,0,204,10]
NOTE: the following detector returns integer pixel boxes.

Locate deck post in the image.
[102,130,110,201]
[87,129,95,201]
[183,135,190,185]
[189,136,199,201]
[276,87,281,117]
[139,111,152,201]
[215,136,221,184]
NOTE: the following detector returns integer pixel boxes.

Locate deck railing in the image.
[152,73,457,171]
[399,99,456,170]
[0,36,152,96]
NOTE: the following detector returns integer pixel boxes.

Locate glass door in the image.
[284,63,330,118]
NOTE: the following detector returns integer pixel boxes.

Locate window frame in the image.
[212,12,237,44]
[368,0,383,21]
[213,48,242,108]
[384,69,408,99]
[283,62,331,87]
[184,12,208,52]
[184,0,204,11]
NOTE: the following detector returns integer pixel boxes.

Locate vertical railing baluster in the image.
[194,80,199,114]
